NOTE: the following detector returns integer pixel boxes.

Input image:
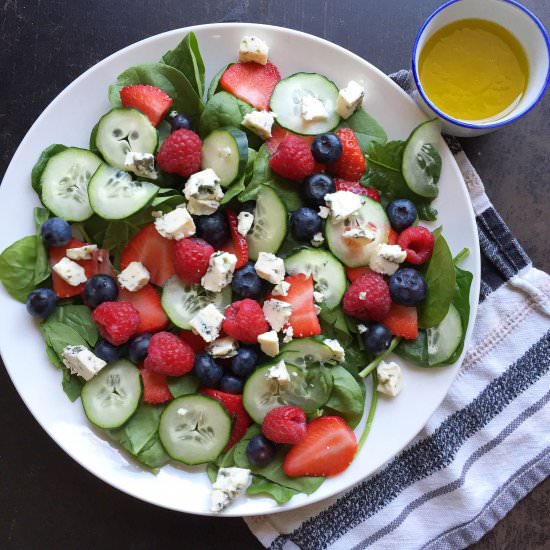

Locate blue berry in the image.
[220,374,244,394]
[362,323,392,355]
[40,218,72,247]
[290,207,323,242]
[302,173,336,208]
[128,333,152,364]
[25,288,57,319]
[389,268,428,306]
[95,339,124,363]
[194,211,230,248]
[193,353,224,388]
[83,274,118,308]
[231,345,259,378]
[168,111,192,131]
[386,199,417,232]
[246,434,276,467]
[232,262,263,299]
[311,133,342,164]
[240,201,256,215]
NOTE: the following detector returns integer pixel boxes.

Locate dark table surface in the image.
[1,1,549,549]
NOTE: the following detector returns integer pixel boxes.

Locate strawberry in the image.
[345,266,373,283]
[119,84,173,127]
[120,224,175,287]
[283,416,358,477]
[328,128,366,181]
[266,127,314,156]
[335,178,380,202]
[141,369,172,404]
[179,330,207,353]
[118,285,168,334]
[220,209,248,268]
[388,228,399,245]
[220,62,281,110]
[383,303,418,340]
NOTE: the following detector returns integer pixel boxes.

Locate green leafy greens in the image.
[338,107,387,152]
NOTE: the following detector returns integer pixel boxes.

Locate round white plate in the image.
[0,23,480,516]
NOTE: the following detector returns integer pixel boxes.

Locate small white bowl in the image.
[411,0,550,137]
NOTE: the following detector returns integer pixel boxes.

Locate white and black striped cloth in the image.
[245,71,550,550]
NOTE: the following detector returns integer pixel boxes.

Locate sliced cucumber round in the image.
[402,119,441,199]
[81,360,142,429]
[427,304,463,366]
[40,147,102,222]
[325,197,390,268]
[284,248,346,310]
[159,394,231,465]
[278,337,337,367]
[269,72,340,135]
[88,164,158,220]
[161,276,231,330]
[201,127,248,187]
[246,185,287,261]
[94,108,158,170]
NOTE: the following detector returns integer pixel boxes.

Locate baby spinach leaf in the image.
[199,92,242,136]
[62,366,84,402]
[33,207,50,284]
[31,144,67,193]
[396,330,429,366]
[167,374,199,398]
[319,305,359,348]
[40,321,88,358]
[136,434,170,470]
[247,476,299,504]
[324,366,365,428]
[338,108,387,152]
[207,63,230,100]
[206,462,219,483]
[48,305,98,347]
[446,264,473,364]
[416,202,438,221]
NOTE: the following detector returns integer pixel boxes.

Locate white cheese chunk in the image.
[62,345,107,381]
[369,243,407,276]
[324,338,346,362]
[272,281,291,297]
[254,252,285,285]
[343,226,377,240]
[238,35,269,65]
[257,330,279,357]
[357,324,368,334]
[266,359,290,385]
[201,251,237,293]
[183,168,224,216]
[318,206,330,219]
[301,95,328,122]
[310,232,325,248]
[186,198,221,216]
[118,261,150,292]
[124,152,158,179]
[377,360,403,397]
[237,211,254,236]
[211,467,252,512]
[263,299,292,332]
[65,244,98,261]
[336,80,365,119]
[154,206,196,240]
[324,191,364,222]
[206,336,239,358]
[189,304,224,343]
[313,291,324,304]
[242,110,276,139]
[52,257,87,286]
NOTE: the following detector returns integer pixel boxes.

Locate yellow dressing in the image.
[418,19,529,122]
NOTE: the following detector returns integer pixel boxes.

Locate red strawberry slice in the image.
[220,62,281,111]
[141,369,172,404]
[220,209,248,268]
[345,265,373,283]
[266,127,314,156]
[335,178,380,202]
[119,84,173,127]
[200,389,251,450]
[120,224,176,287]
[118,285,168,334]
[283,416,358,477]
[383,303,418,340]
[328,128,366,181]
[179,330,207,352]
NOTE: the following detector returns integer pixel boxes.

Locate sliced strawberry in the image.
[179,330,207,352]
[220,62,281,111]
[283,416,358,477]
[220,209,248,269]
[345,265,373,283]
[118,285,168,334]
[141,369,172,404]
[200,389,251,450]
[266,126,314,156]
[120,224,176,287]
[383,303,418,340]
[335,178,380,202]
[119,84,173,127]
[388,228,399,245]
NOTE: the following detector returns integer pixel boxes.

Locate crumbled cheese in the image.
[257,330,279,357]
[324,338,346,362]
[186,198,221,216]
[357,324,368,334]
[189,304,224,343]
[314,304,322,315]
[301,95,328,122]
[324,191,364,222]
[184,168,224,216]
[124,152,158,179]
[154,206,196,240]
[377,360,403,397]
[238,35,269,65]
[118,261,150,292]
[336,80,365,119]
[254,252,285,285]
[359,291,367,300]
[282,325,294,343]
[263,299,292,332]
[52,257,87,286]
[201,252,237,293]
[206,336,239,359]
[313,291,324,304]
[177,408,188,416]
[318,206,330,219]
[211,467,252,512]
[343,226,377,240]
[369,243,407,276]
[311,232,325,248]
[242,110,276,139]
[66,244,97,261]
[62,345,106,381]
[237,211,254,236]
[272,281,291,297]
[266,360,290,385]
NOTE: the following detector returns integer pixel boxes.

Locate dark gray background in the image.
[0,1,548,548]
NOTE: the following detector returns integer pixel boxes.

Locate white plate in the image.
[0,23,480,516]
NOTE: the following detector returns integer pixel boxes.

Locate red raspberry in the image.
[174,237,214,284]
[343,272,391,321]
[328,128,366,181]
[141,369,172,404]
[269,135,316,181]
[397,226,435,265]
[92,301,140,345]
[156,129,201,177]
[262,406,307,445]
[335,178,380,202]
[144,331,195,376]
[222,299,269,344]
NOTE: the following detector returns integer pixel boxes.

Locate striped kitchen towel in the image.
[245,71,550,550]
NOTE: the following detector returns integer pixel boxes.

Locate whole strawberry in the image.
[328,128,366,181]
[92,301,140,345]
[269,135,316,181]
[144,331,195,376]
[174,237,214,284]
[156,129,201,177]
[343,272,391,321]
[262,406,307,444]
[222,299,269,344]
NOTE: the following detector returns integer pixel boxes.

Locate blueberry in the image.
[83,274,118,308]
[128,333,152,364]
[386,199,417,232]
[95,339,124,363]
[231,262,263,299]
[311,133,343,164]
[25,288,57,319]
[193,353,224,388]
[290,207,323,242]
[194,211,230,248]
[240,201,256,215]
[389,268,428,306]
[246,434,276,467]
[220,374,244,394]
[168,111,193,131]
[231,345,259,378]
[302,173,336,208]
[362,323,393,355]
[40,217,72,247]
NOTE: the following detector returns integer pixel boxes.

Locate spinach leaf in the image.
[339,345,371,380]
[199,91,243,136]
[31,144,67,193]
[40,321,88,358]
[206,462,219,483]
[48,305,98,347]
[167,374,199,398]
[319,305,356,347]
[62,366,84,402]
[33,207,50,284]
[220,148,257,206]
[324,366,365,428]
[416,202,438,221]
[207,63,230,100]
[395,330,429,365]
[446,264,473,363]
[338,108,387,152]
[247,477,299,504]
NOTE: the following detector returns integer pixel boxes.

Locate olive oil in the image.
[418,19,529,122]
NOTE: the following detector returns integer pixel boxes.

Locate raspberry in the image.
[156,129,201,177]
[328,128,366,181]
[397,226,435,265]
[335,178,380,202]
[269,135,316,181]
[222,299,269,344]
[144,331,195,376]
[262,406,307,445]
[174,237,214,284]
[92,301,140,345]
[342,272,391,321]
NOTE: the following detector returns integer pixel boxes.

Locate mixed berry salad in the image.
[0,32,473,512]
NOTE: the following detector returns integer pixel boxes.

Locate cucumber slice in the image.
[284,248,346,310]
[94,108,158,170]
[40,148,102,222]
[278,337,336,367]
[88,164,159,220]
[269,72,340,135]
[159,395,231,465]
[161,276,231,330]
[201,127,248,187]
[325,197,390,268]
[402,119,442,198]
[81,360,142,429]
[427,304,463,365]
[246,185,287,261]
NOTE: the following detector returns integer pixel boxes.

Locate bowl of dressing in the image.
[411,0,550,137]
